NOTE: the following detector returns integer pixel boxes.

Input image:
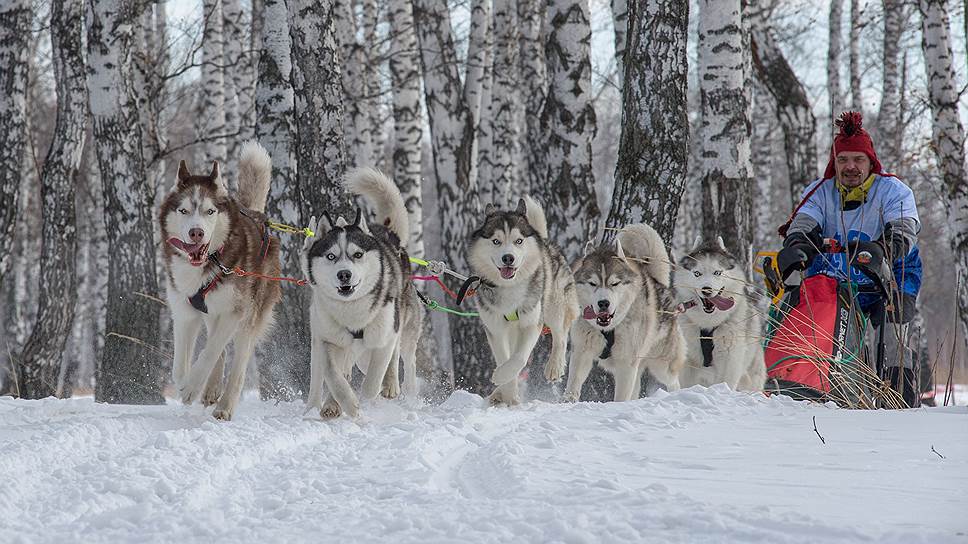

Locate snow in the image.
[1,385,966,543]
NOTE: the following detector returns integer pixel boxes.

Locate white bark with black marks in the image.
[750,3,817,206]
[611,0,627,86]
[17,0,88,399]
[481,0,521,207]
[88,0,164,404]
[849,0,862,112]
[919,0,968,353]
[604,0,689,247]
[698,0,754,259]
[0,0,31,284]
[223,0,246,170]
[335,0,373,168]
[518,0,547,198]
[828,0,844,116]
[877,0,903,165]
[540,0,599,260]
[199,0,228,165]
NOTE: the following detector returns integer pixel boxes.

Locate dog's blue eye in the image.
[693,270,701,277]
[713,270,722,276]
[514,239,523,245]
[492,239,500,245]
[326,253,336,261]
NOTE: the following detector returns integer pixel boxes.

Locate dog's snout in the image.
[597,299,610,311]
[701,286,714,297]
[337,270,352,284]
[502,254,515,265]
[189,228,205,243]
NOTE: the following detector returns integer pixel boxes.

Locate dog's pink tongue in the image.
[582,305,597,320]
[709,295,735,310]
[499,266,516,279]
[167,237,196,253]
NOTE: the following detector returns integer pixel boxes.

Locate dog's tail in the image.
[618,223,671,288]
[345,167,410,245]
[238,141,272,212]
[522,195,549,239]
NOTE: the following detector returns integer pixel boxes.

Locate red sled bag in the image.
[764,274,867,404]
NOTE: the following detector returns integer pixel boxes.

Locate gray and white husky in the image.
[565,224,685,401]
[467,197,579,406]
[161,141,280,420]
[673,237,766,392]
[301,168,424,418]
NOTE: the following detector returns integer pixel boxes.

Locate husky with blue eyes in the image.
[565,223,685,402]
[467,197,578,406]
[673,236,765,392]
[301,168,424,419]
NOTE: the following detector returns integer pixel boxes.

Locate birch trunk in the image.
[17,0,87,399]
[828,0,844,116]
[919,0,968,353]
[750,8,818,206]
[603,0,689,247]
[611,0,627,86]
[464,0,491,191]
[88,0,164,404]
[335,0,373,168]
[849,0,862,111]
[0,0,31,284]
[518,0,547,197]
[223,0,245,169]
[199,0,227,167]
[877,0,903,165]
[255,0,300,399]
[697,0,754,259]
[540,0,599,260]
[482,0,521,206]
[414,0,490,393]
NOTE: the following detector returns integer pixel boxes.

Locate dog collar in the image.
[504,310,519,322]
[599,329,615,360]
[699,327,717,367]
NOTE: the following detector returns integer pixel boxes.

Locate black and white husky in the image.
[301,168,424,418]
[673,237,766,391]
[467,197,579,406]
[565,224,685,401]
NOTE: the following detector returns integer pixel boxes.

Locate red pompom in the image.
[835,111,864,136]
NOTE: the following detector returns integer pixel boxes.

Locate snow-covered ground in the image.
[1,386,965,543]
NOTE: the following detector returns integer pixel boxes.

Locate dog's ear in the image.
[352,208,370,234]
[515,198,527,215]
[484,203,496,216]
[209,161,228,197]
[583,240,596,257]
[335,215,349,228]
[176,160,191,190]
[303,215,318,252]
[716,236,727,253]
[690,235,702,253]
[318,213,335,234]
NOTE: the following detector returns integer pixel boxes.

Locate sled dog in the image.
[565,224,686,401]
[673,237,766,391]
[467,197,579,406]
[161,141,280,420]
[301,168,424,418]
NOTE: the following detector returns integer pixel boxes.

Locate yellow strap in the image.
[267,221,314,237]
[409,257,429,267]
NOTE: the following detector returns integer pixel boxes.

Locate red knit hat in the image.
[822,111,883,179]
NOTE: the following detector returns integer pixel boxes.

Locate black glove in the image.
[777,232,819,280]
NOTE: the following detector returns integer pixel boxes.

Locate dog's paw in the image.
[490,362,521,386]
[202,385,222,407]
[212,408,233,421]
[381,380,400,400]
[180,385,199,405]
[320,401,342,419]
[543,359,565,383]
[562,390,580,403]
[487,388,520,407]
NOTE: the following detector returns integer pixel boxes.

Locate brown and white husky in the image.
[160,141,280,420]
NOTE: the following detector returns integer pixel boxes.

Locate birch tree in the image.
[611,0,627,85]
[604,0,689,247]
[481,0,521,206]
[750,3,818,205]
[198,0,227,169]
[877,0,904,165]
[413,0,490,392]
[335,0,373,168]
[16,0,88,399]
[388,0,424,256]
[919,0,968,351]
[539,0,599,260]
[519,0,547,197]
[88,0,164,404]
[697,0,754,259]
[255,0,300,398]
[464,0,491,191]
[849,0,863,111]
[0,0,31,285]
[223,0,246,168]
[828,0,845,116]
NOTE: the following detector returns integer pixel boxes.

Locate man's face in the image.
[834,151,872,187]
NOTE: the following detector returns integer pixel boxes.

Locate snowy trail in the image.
[1,386,966,543]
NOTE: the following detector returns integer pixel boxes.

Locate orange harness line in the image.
[230,266,308,286]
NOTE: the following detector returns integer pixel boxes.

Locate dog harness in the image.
[187,209,271,314]
[599,330,615,360]
[699,328,717,367]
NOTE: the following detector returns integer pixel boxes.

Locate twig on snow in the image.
[931,445,945,459]
[812,416,826,445]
